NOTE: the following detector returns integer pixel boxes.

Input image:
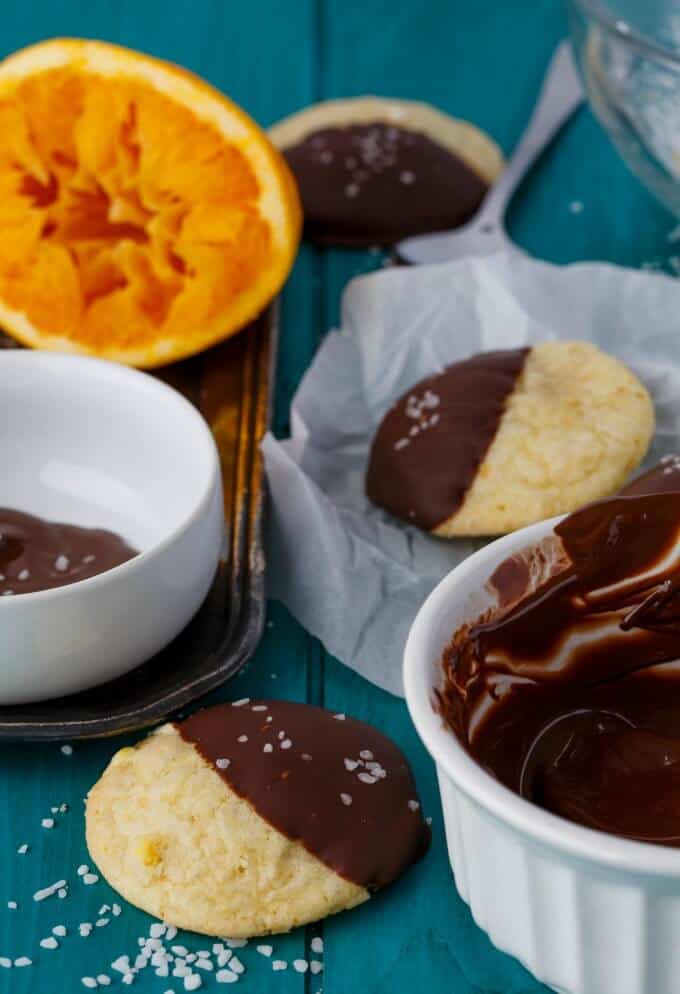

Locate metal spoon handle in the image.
[474,41,583,232]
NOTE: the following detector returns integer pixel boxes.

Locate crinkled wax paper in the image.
[263,252,680,695]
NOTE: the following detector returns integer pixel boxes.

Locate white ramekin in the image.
[404,516,680,994]
[0,351,224,704]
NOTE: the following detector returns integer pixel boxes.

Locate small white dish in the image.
[0,351,224,704]
[405,516,680,994]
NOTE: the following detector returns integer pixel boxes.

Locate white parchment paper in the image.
[263,251,680,696]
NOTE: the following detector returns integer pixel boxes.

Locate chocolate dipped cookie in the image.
[366,341,654,536]
[86,700,430,937]
[269,97,503,246]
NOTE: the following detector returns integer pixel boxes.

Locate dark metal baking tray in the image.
[0,304,277,739]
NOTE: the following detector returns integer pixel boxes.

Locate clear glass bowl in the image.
[568,0,680,216]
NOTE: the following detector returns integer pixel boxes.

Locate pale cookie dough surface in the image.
[437,341,654,536]
[86,725,368,937]
[269,96,504,184]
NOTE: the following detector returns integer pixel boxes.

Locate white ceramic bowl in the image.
[0,351,224,704]
[405,517,680,994]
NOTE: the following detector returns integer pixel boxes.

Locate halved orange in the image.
[0,39,301,367]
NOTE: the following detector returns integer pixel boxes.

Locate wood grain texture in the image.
[0,0,676,992]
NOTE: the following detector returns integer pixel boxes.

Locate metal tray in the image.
[0,305,277,739]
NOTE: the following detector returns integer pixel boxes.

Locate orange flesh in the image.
[0,68,272,350]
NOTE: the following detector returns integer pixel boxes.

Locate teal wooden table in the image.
[0,2,676,992]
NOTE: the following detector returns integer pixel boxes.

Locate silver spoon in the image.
[396,41,584,265]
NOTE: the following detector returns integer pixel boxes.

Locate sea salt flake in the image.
[0,958,11,968]
[400,170,416,184]
[569,200,584,214]
[229,956,245,973]
[40,937,58,949]
[237,735,248,743]
[345,183,359,198]
[41,818,55,829]
[293,959,309,973]
[149,922,166,938]
[77,864,89,876]
[83,873,99,885]
[52,925,67,937]
[216,970,238,983]
[340,792,352,806]
[311,936,324,954]
[310,960,324,974]
[344,758,359,771]
[14,958,31,968]
[256,945,272,957]
[33,879,67,902]
[394,438,409,450]
[16,844,28,854]
[58,888,68,898]
[112,957,131,974]
[79,923,93,937]
[357,772,377,784]
[280,738,292,750]
[7,901,17,910]
[408,799,420,811]
[97,977,111,987]
[231,698,250,707]
[17,569,29,581]
[251,705,267,711]
[81,978,97,988]
[359,749,374,760]
[302,753,313,760]
[272,960,287,971]
[184,976,202,991]
[333,713,346,720]
[112,904,122,917]
[55,555,70,572]
[263,743,273,753]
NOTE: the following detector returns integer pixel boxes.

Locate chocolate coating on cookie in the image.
[366,348,529,530]
[177,700,430,890]
[282,122,488,246]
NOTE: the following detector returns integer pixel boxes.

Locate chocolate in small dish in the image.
[0,509,137,596]
[439,457,680,847]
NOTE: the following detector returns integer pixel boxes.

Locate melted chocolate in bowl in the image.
[283,121,489,246]
[439,457,680,847]
[0,508,138,596]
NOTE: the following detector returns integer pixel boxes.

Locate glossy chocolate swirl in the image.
[366,348,529,530]
[440,457,680,846]
[283,121,488,246]
[0,508,137,596]
[178,700,430,889]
